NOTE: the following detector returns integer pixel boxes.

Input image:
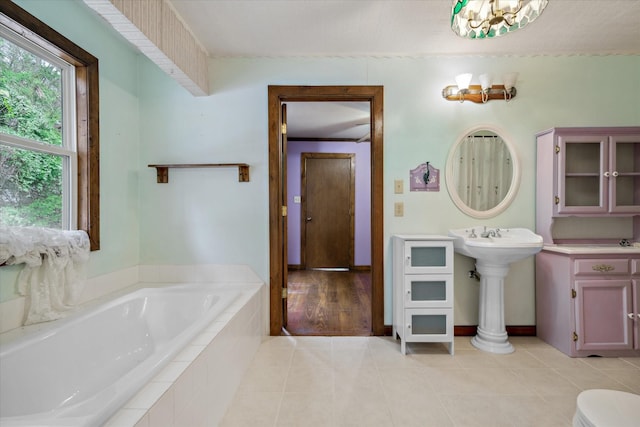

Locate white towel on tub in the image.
[0,226,90,325]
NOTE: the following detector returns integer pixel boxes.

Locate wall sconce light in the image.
[454,73,473,102]
[442,72,518,103]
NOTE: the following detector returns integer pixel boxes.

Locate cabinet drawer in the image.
[403,275,453,308]
[403,241,453,274]
[574,259,629,275]
[404,308,453,342]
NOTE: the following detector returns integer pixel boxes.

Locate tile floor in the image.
[220,336,640,427]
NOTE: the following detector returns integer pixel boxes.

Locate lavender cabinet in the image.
[536,249,640,357]
[536,127,640,217]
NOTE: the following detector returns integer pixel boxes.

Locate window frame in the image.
[0,2,100,250]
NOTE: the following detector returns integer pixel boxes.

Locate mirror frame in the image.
[445,125,521,219]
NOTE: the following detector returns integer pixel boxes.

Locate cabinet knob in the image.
[612,171,619,177]
[604,171,611,178]
[407,290,411,294]
[629,313,636,320]
[407,324,411,329]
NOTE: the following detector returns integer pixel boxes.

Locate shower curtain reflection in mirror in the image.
[455,133,513,211]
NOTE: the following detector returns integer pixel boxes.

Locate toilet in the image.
[573,389,640,427]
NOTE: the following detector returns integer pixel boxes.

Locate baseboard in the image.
[287,265,372,272]
[350,265,371,272]
[383,325,536,337]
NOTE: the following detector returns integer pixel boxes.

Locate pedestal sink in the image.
[449,227,543,354]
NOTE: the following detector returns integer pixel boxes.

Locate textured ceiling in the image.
[164,0,640,140]
[168,0,640,58]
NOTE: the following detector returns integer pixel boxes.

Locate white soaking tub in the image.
[0,283,242,426]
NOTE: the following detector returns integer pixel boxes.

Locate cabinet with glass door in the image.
[537,128,640,216]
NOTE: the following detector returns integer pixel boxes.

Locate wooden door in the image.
[281,104,288,326]
[302,153,354,269]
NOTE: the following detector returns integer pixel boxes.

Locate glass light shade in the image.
[479,73,493,90]
[455,73,473,91]
[503,72,518,90]
[451,0,549,39]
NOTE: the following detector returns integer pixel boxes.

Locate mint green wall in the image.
[138,55,639,326]
[3,1,640,327]
[1,0,142,301]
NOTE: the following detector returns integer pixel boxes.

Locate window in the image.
[0,2,99,250]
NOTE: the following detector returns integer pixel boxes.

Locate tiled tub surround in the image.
[0,265,266,427]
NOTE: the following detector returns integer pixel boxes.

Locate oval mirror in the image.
[445,126,521,219]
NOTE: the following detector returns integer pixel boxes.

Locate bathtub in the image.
[0,283,246,426]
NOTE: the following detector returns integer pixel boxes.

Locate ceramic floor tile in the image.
[290,347,333,367]
[284,364,334,393]
[492,349,548,369]
[413,351,462,368]
[454,336,477,350]
[385,390,454,427]
[218,391,281,427]
[334,389,393,427]
[453,348,503,368]
[620,357,640,368]
[377,366,435,395]
[599,368,640,393]
[526,348,592,369]
[554,366,635,392]
[221,337,639,427]
[439,394,572,427]
[510,368,582,397]
[236,363,289,393]
[275,392,334,427]
[331,348,376,369]
[582,356,640,370]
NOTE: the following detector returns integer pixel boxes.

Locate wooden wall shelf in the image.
[148,163,250,183]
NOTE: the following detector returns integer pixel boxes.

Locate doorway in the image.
[268,85,384,336]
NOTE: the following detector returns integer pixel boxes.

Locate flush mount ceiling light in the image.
[451,0,549,39]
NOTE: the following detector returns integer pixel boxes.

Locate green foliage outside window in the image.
[0,36,65,228]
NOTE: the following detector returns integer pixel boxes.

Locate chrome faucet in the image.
[480,226,500,238]
[468,228,477,238]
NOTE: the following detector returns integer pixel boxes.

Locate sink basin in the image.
[448,227,543,265]
[448,227,543,354]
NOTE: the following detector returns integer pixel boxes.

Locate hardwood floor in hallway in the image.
[285,269,372,336]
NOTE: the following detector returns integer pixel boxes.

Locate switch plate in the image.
[394,202,404,217]
[293,196,301,204]
[394,179,403,194]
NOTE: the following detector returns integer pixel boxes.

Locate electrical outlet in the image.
[394,202,404,217]
[394,179,403,194]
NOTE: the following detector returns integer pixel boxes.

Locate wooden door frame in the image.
[268,85,384,335]
[301,152,355,269]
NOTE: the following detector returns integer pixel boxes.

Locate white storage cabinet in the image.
[392,235,455,355]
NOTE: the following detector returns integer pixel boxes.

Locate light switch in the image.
[394,179,403,194]
[394,202,404,217]
[293,196,301,204]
